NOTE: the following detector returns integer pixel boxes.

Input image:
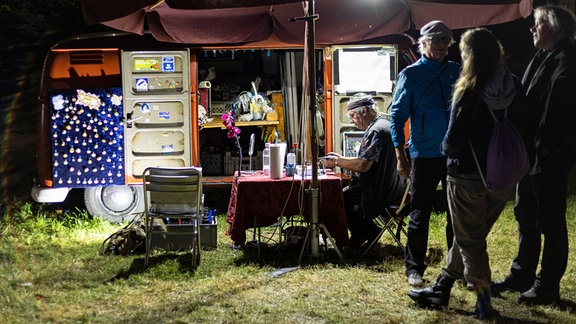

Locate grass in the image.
[2,199,576,323]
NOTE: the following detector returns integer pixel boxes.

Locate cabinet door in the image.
[122,50,191,181]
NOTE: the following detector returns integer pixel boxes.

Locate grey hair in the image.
[535,5,576,45]
[417,36,455,54]
[418,36,428,54]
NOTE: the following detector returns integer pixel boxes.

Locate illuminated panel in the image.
[48,87,125,187]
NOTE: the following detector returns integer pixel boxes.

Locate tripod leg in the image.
[298,223,343,263]
[318,224,343,261]
[298,225,313,264]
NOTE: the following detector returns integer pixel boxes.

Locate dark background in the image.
[0,1,113,209]
[0,1,567,213]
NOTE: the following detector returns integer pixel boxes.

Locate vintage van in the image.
[31,31,416,222]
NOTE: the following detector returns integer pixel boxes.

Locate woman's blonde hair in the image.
[452,28,504,105]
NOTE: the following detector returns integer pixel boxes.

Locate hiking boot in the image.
[348,234,367,249]
[366,227,382,245]
[517,282,560,306]
[407,273,424,287]
[474,287,500,321]
[474,301,500,320]
[491,274,532,295]
[408,275,454,308]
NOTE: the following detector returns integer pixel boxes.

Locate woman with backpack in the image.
[406,28,528,320]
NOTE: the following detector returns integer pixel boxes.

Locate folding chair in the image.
[142,167,203,268]
[363,181,411,255]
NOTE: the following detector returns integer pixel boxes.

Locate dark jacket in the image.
[441,65,527,181]
[357,116,407,218]
[522,41,576,174]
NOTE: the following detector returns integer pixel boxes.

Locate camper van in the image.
[31,31,417,223]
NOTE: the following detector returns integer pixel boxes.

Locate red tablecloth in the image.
[226,171,349,248]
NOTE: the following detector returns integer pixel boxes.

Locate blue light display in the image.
[49,87,125,188]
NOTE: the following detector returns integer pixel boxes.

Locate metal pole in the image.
[306,0,320,258]
[294,1,342,263]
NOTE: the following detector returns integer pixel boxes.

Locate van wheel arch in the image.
[84,185,144,223]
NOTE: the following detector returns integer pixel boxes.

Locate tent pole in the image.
[297,0,343,263]
[307,0,319,259]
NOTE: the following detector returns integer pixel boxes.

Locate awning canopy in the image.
[81,0,533,45]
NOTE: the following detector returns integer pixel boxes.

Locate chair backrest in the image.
[142,167,203,216]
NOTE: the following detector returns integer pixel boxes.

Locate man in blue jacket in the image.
[389,20,460,287]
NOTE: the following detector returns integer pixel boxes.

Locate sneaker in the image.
[517,283,560,306]
[491,274,532,295]
[408,283,451,308]
[407,273,424,287]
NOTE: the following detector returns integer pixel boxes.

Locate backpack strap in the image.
[469,101,514,190]
[468,138,488,189]
[486,104,507,122]
[468,101,504,189]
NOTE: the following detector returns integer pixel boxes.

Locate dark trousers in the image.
[343,185,380,244]
[405,157,454,276]
[511,153,572,292]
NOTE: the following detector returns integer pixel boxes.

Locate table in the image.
[226,171,349,248]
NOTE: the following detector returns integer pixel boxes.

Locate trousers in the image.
[510,152,572,292]
[405,157,454,276]
[443,180,511,288]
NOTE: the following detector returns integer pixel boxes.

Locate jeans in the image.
[405,157,454,276]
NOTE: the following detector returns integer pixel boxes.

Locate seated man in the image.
[322,93,407,249]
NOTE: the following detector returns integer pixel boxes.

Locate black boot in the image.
[491,274,533,295]
[408,274,455,308]
[517,280,560,306]
[474,286,499,320]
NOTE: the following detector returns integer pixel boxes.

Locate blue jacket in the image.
[390,56,460,158]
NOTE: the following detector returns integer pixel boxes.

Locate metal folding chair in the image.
[142,167,203,268]
[363,181,411,255]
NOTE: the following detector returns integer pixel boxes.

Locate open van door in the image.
[330,45,399,157]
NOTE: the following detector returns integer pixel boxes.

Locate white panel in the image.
[122,50,191,180]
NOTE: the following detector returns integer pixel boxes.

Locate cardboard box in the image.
[150,218,217,251]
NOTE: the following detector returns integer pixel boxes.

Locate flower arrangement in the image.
[221,111,243,176]
[221,111,241,139]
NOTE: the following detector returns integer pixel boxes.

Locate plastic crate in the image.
[149,218,217,250]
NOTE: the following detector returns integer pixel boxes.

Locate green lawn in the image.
[1,199,576,323]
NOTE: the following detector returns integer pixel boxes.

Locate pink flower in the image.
[222,111,241,139]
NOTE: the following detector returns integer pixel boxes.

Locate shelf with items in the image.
[201,119,279,129]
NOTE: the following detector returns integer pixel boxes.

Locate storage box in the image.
[200,221,218,249]
[150,218,217,251]
[224,150,262,175]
